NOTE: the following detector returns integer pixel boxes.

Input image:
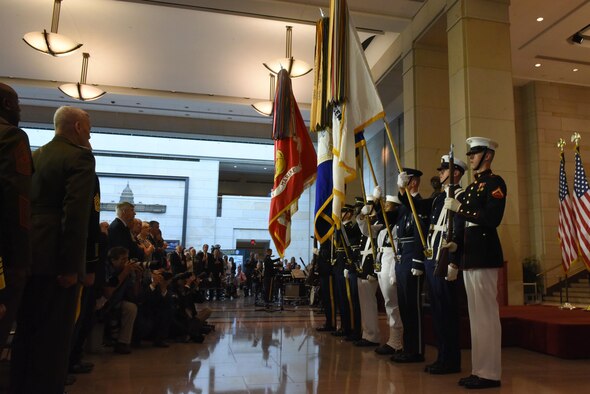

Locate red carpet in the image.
[423,305,590,359]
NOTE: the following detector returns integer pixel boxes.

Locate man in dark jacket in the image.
[109,202,144,261]
[0,83,32,350]
[11,106,96,393]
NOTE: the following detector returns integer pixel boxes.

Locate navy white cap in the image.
[466,136,498,155]
[437,155,467,173]
[386,195,401,204]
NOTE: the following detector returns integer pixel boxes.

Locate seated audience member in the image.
[101,247,142,355]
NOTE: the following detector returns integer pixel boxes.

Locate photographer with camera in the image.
[101,247,143,355]
[134,269,174,348]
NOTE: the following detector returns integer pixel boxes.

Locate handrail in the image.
[537,260,588,277]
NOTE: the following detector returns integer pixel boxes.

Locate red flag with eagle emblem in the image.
[269,69,317,258]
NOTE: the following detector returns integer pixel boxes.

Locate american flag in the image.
[572,147,590,269]
[558,153,578,271]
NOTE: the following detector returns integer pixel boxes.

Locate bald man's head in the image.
[0,83,21,126]
[53,106,91,148]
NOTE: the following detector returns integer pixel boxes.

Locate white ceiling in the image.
[1,0,590,144]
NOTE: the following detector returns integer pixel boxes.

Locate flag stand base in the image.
[559,302,577,310]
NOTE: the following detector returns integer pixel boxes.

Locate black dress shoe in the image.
[353,339,379,347]
[315,326,336,332]
[391,352,425,363]
[64,374,77,386]
[69,363,93,374]
[153,340,170,348]
[465,377,501,389]
[331,329,348,337]
[344,333,361,342]
[79,361,95,369]
[114,342,131,354]
[458,375,479,386]
[375,344,397,355]
[424,361,441,373]
[429,365,461,375]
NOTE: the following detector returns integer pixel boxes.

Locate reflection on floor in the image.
[69,296,590,393]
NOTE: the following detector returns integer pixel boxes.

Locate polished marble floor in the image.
[68,296,590,393]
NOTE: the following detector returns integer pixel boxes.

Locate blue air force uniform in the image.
[393,193,430,361]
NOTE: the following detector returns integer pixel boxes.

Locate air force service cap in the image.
[402,167,423,178]
[437,155,467,173]
[466,136,499,155]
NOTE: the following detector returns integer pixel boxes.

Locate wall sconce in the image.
[22,0,82,57]
[263,26,312,78]
[58,52,106,101]
[252,74,276,116]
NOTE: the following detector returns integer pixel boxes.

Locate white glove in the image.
[373,185,382,200]
[441,240,458,253]
[343,269,349,278]
[367,275,378,282]
[446,264,458,281]
[313,248,319,256]
[411,268,423,276]
[444,197,461,212]
[389,275,396,285]
[361,205,372,216]
[397,172,409,188]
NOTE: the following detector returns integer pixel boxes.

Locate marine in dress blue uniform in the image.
[444,137,506,390]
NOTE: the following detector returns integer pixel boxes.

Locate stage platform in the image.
[423,305,590,359]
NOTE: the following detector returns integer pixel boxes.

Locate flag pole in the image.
[383,120,430,258]
[362,144,398,262]
[355,154,378,261]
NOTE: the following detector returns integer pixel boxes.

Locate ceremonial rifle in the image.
[434,145,455,278]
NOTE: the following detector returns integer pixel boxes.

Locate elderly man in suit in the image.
[109,201,144,261]
[10,106,96,394]
[0,83,32,350]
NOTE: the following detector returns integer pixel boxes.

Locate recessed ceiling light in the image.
[535,63,541,67]
[573,68,579,72]
[233,165,237,168]
[536,17,544,22]
[264,167,267,170]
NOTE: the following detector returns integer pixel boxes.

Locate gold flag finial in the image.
[558,138,566,152]
[571,132,581,147]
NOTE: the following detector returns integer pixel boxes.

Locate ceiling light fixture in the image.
[58,52,106,101]
[536,17,544,22]
[573,68,579,72]
[263,26,312,78]
[535,63,541,67]
[22,0,82,57]
[251,73,276,116]
[569,24,590,47]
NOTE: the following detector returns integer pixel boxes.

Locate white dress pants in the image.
[357,277,380,343]
[464,268,502,380]
[377,252,403,350]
